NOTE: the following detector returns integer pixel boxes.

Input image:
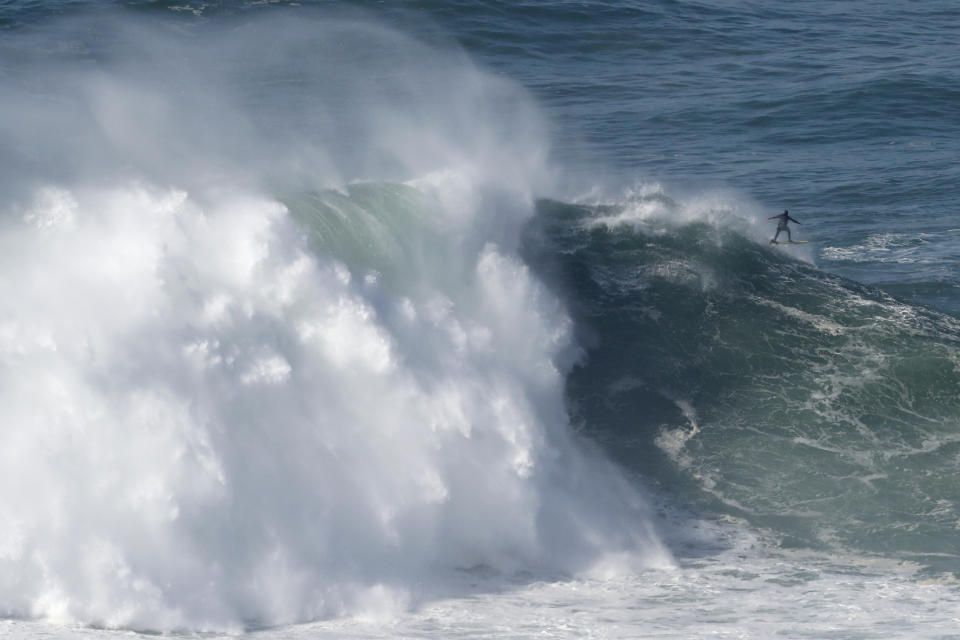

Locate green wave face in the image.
[526,198,960,573]
[284,183,446,290]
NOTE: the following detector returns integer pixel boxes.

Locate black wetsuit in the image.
[769,210,800,242]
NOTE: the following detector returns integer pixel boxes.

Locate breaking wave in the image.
[0,12,668,633]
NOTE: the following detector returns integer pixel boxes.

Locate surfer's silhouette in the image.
[768,209,800,243]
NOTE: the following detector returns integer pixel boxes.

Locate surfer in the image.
[768,209,800,243]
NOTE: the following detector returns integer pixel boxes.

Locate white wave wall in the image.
[0,11,669,632]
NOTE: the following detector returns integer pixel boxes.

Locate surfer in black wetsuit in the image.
[768,209,800,243]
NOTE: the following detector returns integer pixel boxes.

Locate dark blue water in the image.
[428,0,960,316]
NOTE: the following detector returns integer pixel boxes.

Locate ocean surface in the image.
[2,1,959,638]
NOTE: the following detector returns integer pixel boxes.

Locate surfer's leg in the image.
[786,228,792,242]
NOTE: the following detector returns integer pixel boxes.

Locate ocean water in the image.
[1,1,959,638]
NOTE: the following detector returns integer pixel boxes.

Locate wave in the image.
[0,11,671,633]
[5,5,960,635]
[524,190,960,574]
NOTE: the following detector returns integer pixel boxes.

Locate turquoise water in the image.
[1,1,959,637]
[525,195,960,573]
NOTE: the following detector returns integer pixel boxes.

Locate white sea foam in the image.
[0,178,677,631]
[7,517,960,640]
[582,182,817,260]
[822,232,933,264]
[0,13,670,632]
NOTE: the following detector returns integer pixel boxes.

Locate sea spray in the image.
[0,11,670,632]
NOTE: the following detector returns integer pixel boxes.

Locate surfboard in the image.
[770,240,809,245]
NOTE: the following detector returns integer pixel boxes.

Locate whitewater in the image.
[2,2,960,639]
